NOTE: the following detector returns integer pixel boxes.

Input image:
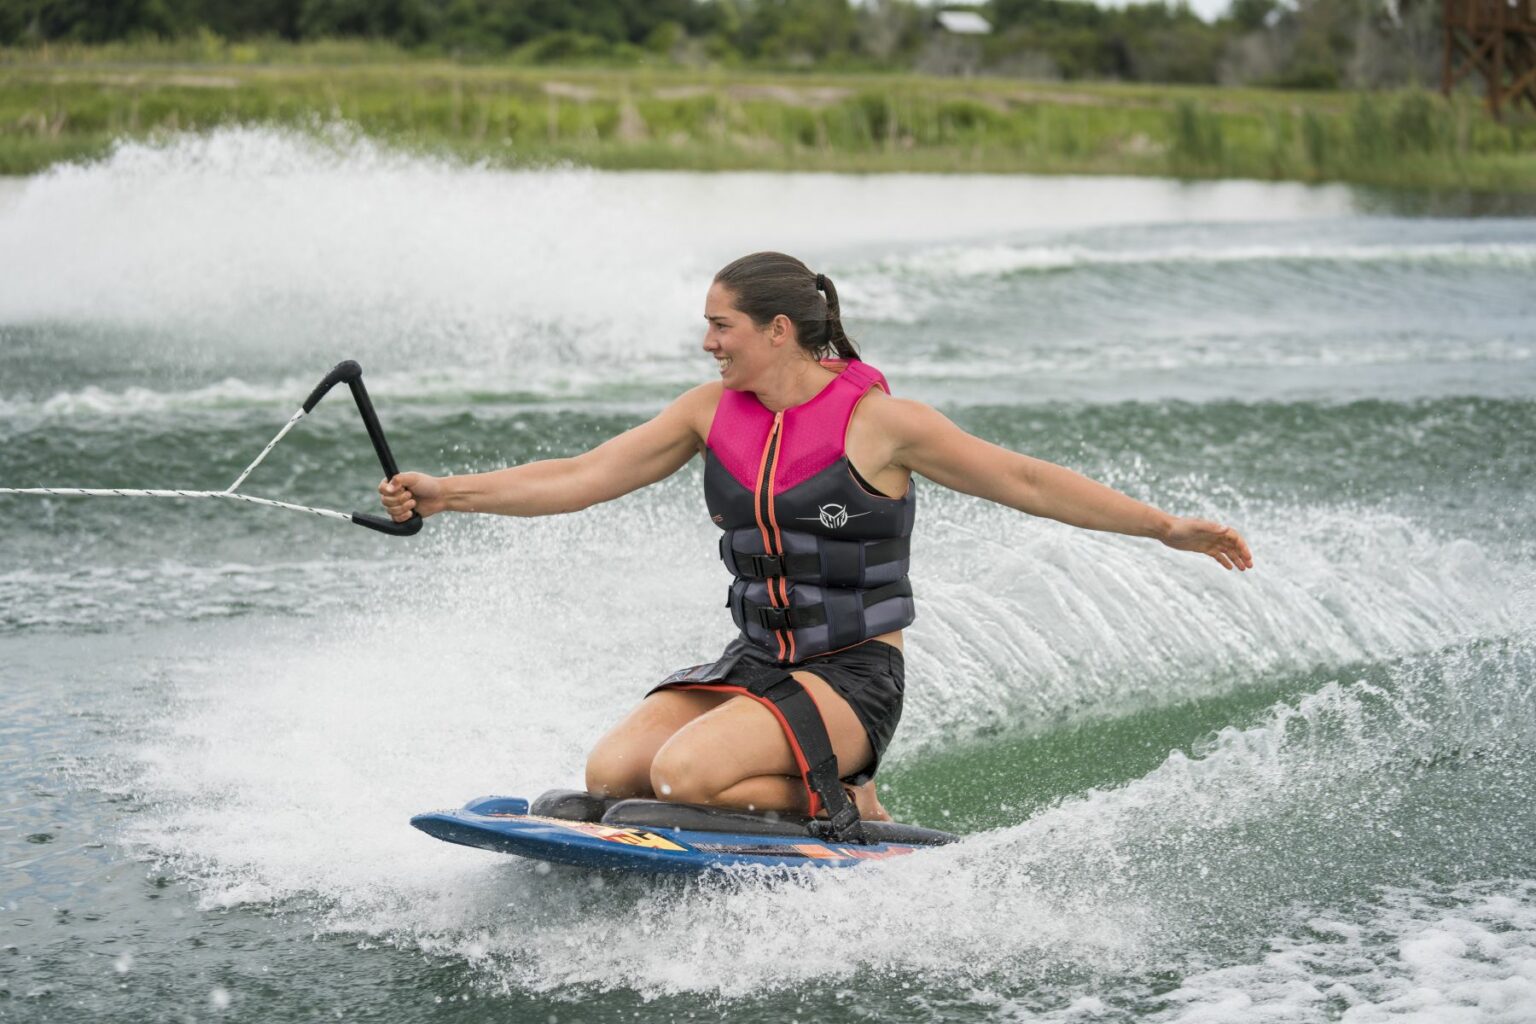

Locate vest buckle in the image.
[747,554,785,577]
[753,605,795,631]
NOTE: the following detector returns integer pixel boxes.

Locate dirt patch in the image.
[164,73,239,88]
[543,81,598,101]
[648,82,851,108]
[1005,88,1118,108]
[731,84,851,107]
[52,71,240,89]
[1116,131,1166,156]
[654,85,711,101]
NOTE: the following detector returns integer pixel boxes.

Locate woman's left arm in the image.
[879,397,1253,571]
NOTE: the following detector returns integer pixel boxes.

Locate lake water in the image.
[2,127,1534,1023]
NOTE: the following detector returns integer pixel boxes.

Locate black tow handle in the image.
[304,360,423,537]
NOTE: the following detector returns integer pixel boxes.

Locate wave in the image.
[0,125,1367,369]
[0,365,694,420]
[0,128,705,363]
[904,500,1526,747]
[112,611,1536,1008]
[5,345,1534,428]
[5,376,298,417]
[4,127,1532,413]
[0,559,354,631]
[874,239,1536,281]
[1157,879,1536,1022]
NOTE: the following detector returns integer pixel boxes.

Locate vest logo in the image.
[800,503,871,530]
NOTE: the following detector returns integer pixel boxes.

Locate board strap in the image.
[659,657,867,844]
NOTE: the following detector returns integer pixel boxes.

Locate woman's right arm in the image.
[379,383,718,522]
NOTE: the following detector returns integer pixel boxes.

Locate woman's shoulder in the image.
[668,380,726,441]
[677,380,725,410]
[852,385,933,430]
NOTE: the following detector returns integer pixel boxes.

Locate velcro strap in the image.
[742,552,820,579]
[732,538,908,580]
[806,755,864,843]
[654,662,869,843]
[746,577,913,632]
[752,605,800,631]
[859,577,914,608]
[864,536,909,566]
[733,666,867,844]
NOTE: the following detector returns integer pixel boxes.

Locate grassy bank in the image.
[4,42,1535,190]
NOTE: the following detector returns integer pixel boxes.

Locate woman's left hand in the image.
[1162,517,1254,571]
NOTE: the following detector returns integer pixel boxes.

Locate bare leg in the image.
[848,780,892,822]
[584,689,728,799]
[648,671,882,818]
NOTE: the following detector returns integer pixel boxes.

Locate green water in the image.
[2,130,1535,1022]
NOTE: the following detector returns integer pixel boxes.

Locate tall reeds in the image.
[1,46,1532,190]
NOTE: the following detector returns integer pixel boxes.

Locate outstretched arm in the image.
[880,398,1253,570]
[379,383,717,521]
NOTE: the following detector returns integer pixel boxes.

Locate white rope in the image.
[226,407,306,493]
[0,487,354,522]
[0,404,358,523]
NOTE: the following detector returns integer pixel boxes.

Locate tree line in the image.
[0,0,1444,89]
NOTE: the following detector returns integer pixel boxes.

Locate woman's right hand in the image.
[379,472,447,522]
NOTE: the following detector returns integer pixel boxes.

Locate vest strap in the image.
[746,578,913,632]
[742,552,821,579]
[730,536,910,581]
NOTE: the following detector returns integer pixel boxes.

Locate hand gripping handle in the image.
[305,361,423,537]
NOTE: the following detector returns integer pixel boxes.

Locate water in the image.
[2,127,1534,1023]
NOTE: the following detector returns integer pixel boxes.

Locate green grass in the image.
[3,41,1534,190]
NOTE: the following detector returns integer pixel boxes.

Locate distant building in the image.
[935,11,992,36]
[922,9,991,76]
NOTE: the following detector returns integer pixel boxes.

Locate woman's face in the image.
[703,282,786,390]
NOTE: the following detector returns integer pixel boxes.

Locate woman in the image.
[379,252,1252,827]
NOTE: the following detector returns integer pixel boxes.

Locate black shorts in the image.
[650,636,905,783]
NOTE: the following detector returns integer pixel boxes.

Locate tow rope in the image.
[0,360,422,537]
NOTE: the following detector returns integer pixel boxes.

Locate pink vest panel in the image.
[706,360,889,494]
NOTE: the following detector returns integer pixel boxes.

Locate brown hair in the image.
[713,252,859,362]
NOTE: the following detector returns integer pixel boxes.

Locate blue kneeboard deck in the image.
[411,796,935,872]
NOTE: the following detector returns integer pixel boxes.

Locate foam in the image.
[0,559,356,631]
[0,126,1355,368]
[14,124,1530,1012]
[0,364,693,420]
[0,128,702,364]
[1157,880,1536,1023]
[116,620,1536,1005]
[902,500,1526,747]
[876,240,1536,281]
[111,482,1536,1002]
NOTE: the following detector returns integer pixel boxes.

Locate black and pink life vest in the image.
[703,360,916,662]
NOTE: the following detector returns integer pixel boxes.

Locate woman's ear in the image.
[769,313,794,347]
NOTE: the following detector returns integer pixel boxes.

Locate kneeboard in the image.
[410,794,956,873]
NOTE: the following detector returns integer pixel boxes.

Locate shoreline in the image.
[3,49,1535,192]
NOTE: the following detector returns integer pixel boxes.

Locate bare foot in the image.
[846,780,893,822]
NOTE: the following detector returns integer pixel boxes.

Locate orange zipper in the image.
[753,411,792,661]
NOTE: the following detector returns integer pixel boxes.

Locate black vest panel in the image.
[702,364,916,661]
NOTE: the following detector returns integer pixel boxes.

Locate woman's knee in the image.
[648,741,717,804]
[584,690,723,799]
[584,740,652,800]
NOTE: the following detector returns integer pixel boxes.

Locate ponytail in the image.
[714,252,860,362]
[814,272,859,362]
